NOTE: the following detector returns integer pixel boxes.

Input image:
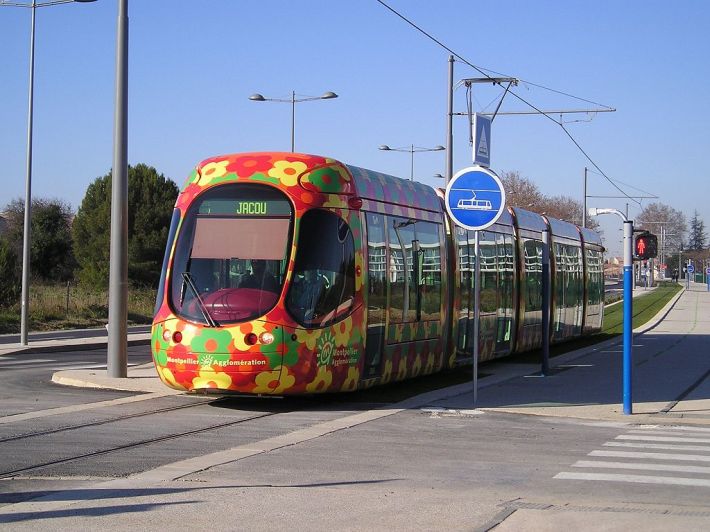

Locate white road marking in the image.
[555,471,710,488]
[589,450,710,462]
[573,459,710,474]
[604,441,710,453]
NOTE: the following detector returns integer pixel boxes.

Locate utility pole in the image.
[446,55,453,184]
[582,167,588,228]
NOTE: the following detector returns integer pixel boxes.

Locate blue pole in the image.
[622,221,633,415]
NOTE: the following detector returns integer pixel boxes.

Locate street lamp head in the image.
[433,174,445,179]
[432,145,445,151]
[378,145,391,151]
[74,0,98,3]
[248,93,266,101]
[320,91,338,100]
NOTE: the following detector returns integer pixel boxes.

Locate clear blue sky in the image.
[1,0,709,257]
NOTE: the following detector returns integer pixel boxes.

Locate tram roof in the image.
[346,165,443,213]
[580,226,603,246]
[510,207,547,233]
[546,216,582,241]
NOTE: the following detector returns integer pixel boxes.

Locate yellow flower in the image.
[254,366,295,394]
[268,160,307,186]
[322,194,347,209]
[424,352,435,374]
[197,160,229,185]
[306,365,333,393]
[294,327,321,351]
[157,367,187,390]
[333,317,353,346]
[396,358,408,381]
[412,355,422,377]
[381,359,393,383]
[342,366,359,392]
[192,370,232,390]
[232,322,267,351]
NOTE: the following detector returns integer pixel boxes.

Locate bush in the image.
[0,239,20,307]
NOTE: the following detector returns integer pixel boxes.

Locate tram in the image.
[151,152,604,394]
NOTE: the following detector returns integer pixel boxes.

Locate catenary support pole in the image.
[541,229,551,375]
[108,0,128,378]
[445,55,454,185]
[582,167,587,229]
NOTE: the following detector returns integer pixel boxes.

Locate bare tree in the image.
[636,202,686,253]
[500,171,544,211]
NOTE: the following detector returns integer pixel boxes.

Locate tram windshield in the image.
[170,184,292,325]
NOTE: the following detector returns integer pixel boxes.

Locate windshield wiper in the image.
[181,272,218,327]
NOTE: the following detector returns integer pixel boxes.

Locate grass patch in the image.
[602,282,681,334]
[0,283,156,333]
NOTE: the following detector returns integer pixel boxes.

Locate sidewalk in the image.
[40,283,709,425]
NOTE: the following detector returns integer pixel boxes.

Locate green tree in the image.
[0,238,20,307]
[2,198,76,282]
[73,164,179,288]
[688,210,707,250]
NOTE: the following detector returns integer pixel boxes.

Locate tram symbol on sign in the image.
[456,191,493,211]
[445,166,506,231]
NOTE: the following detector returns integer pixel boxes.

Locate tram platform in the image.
[31,282,708,424]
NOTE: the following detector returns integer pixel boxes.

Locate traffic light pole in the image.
[622,220,634,414]
[589,208,634,415]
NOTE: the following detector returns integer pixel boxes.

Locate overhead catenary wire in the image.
[374,0,642,207]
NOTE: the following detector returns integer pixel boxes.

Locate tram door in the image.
[363,213,387,379]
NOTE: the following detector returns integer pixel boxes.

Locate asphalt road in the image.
[1,347,709,528]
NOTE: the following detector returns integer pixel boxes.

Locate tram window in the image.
[417,221,442,321]
[286,209,355,327]
[169,184,292,325]
[479,231,498,314]
[365,213,387,326]
[388,217,417,323]
[523,238,542,312]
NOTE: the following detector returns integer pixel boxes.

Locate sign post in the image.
[687,263,694,288]
[706,266,710,292]
[445,166,505,406]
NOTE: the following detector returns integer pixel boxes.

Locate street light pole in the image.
[19,0,37,346]
[107,0,129,378]
[1,0,97,345]
[378,144,445,181]
[290,90,295,152]
[249,90,338,152]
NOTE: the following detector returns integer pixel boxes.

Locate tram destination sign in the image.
[444,166,506,231]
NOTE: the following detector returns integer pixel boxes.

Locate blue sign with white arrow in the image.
[444,166,506,231]
[687,264,695,274]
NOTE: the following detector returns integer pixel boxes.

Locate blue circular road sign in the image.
[444,166,506,231]
[687,264,695,274]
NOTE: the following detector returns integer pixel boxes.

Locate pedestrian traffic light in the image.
[634,232,657,260]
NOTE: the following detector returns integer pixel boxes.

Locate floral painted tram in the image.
[151,152,604,394]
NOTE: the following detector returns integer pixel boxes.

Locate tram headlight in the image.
[260,332,275,345]
[245,332,258,345]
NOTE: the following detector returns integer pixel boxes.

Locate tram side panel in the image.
[510,208,548,354]
[580,227,604,334]
[546,217,585,343]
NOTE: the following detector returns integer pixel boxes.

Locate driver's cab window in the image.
[287,210,355,327]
